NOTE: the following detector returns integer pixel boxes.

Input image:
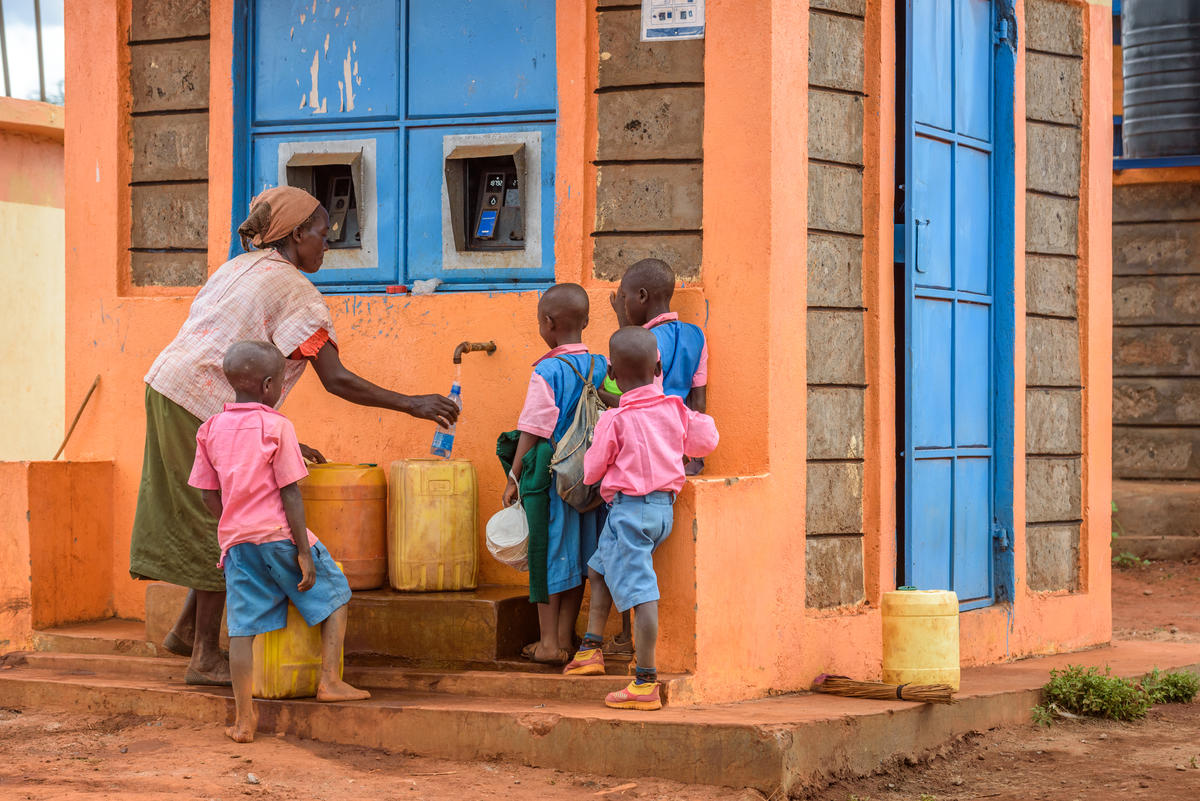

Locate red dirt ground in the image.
[1,561,1196,800]
[809,558,1200,801]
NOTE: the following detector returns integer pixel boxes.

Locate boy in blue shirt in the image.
[610,258,709,418]
[502,284,608,664]
[601,258,711,655]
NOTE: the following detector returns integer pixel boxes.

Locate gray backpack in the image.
[549,356,606,512]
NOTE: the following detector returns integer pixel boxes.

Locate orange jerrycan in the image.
[251,602,343,699]
[299,463,388,590]
[387,458,478,591]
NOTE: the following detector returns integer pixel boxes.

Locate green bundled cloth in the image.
[496,431,553,604]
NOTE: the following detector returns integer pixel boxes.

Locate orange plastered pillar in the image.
[686,0,812,701]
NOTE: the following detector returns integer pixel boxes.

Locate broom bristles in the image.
[812,674,956,704]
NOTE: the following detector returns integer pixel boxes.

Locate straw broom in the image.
[812,673,956,704]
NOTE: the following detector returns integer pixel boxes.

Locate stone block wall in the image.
[1112,180,1200,558]
[1023,0,1084,592]
[593,5,703,281]
[128,0,211,288]
[805,0,866,609]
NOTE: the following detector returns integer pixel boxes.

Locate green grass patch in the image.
[1033,665,1200,725]
[1141,668,1200,705]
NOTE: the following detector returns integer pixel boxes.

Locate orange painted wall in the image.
[0,464,34,653]
[0,460,114,654]
[58,0,1114,701]
[27,461,115,628]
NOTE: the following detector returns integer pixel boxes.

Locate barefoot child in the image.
[602,257,712,655]
[503,284,608,664]
[188,340,369,743]
[564,327,718,709]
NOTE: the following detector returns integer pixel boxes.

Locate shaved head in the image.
[620,258,675,305]
[223,340,285,396]
[609,326,659,379]
[539,282,590,330]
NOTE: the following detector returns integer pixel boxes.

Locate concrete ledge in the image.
[0,97,64,141]
[4,640,1196,793]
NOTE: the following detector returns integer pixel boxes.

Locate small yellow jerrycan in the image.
[251,598,344,699]
[881,588,960,691]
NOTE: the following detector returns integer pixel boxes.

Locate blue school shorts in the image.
[587,491,674,613]
[223,540,352,638]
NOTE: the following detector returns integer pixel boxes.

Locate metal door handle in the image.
[913,219,930,274]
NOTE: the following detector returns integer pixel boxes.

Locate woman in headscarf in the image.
[129,187,459,685]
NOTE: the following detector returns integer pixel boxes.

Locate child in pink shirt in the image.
[188,340,369,743]
[563,327,718,710]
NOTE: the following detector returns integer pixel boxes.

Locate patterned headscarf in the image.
[237,186,322,250]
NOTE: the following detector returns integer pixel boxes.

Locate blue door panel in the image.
[252,0,400,124]
[904,0,1006,607]
[954,146,992,294]
[911,459,953,591]
[913,137,953,289]
[955,0,993,141]
[407,0,557,118]
[404,121,556,284]
[954,301,991,446]
[912,0,953,131]
[953,457,992,601]
[912,298,953,449]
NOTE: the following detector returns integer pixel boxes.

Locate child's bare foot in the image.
[316,679,371,702]
[224,711,257,743]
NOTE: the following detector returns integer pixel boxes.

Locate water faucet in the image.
[453,341,497,364]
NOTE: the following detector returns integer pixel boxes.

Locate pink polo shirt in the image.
[517,343,591,439]
[583,384,719,502]
[644,312,709,388]
[188,402,318,566]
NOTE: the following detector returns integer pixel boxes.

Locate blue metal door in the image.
[901,0,1011,608]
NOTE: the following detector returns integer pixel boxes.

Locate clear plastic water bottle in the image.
[430,382,462,458]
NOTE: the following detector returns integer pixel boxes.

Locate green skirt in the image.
[128,385,224,591]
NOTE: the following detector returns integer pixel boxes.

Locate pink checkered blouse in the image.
[145,250,336,421]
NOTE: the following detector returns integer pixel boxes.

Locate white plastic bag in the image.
[486,502,529,571]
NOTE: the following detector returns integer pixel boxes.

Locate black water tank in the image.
[1122,0,1200,158]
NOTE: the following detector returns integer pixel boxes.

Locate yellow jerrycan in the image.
[388,458,478,591]
[251,601,343,699]
[881,588,960,691]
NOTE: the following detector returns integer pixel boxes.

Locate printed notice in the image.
[641,0,704,41]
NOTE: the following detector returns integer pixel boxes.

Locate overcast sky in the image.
[3,0,64,102]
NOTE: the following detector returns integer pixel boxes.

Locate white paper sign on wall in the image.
[641,0,705,42]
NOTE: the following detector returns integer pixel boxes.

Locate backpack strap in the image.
[554,355,597,387]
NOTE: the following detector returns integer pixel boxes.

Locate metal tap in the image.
[452,341,497,364]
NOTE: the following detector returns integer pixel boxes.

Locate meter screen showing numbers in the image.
[487,173,506,191]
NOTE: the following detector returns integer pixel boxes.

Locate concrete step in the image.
[1113,479,1200,559]
[38,616,635,676]
[145,582,543,665]
[14,651,685,703]
[3,640,1199,793]
[31,619,170,658]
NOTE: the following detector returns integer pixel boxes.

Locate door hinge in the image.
[994,6,1018,51]
[993,20,1010,46]
[991,521,1012,551]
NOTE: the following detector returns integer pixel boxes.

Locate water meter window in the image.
[279,143,375,264]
